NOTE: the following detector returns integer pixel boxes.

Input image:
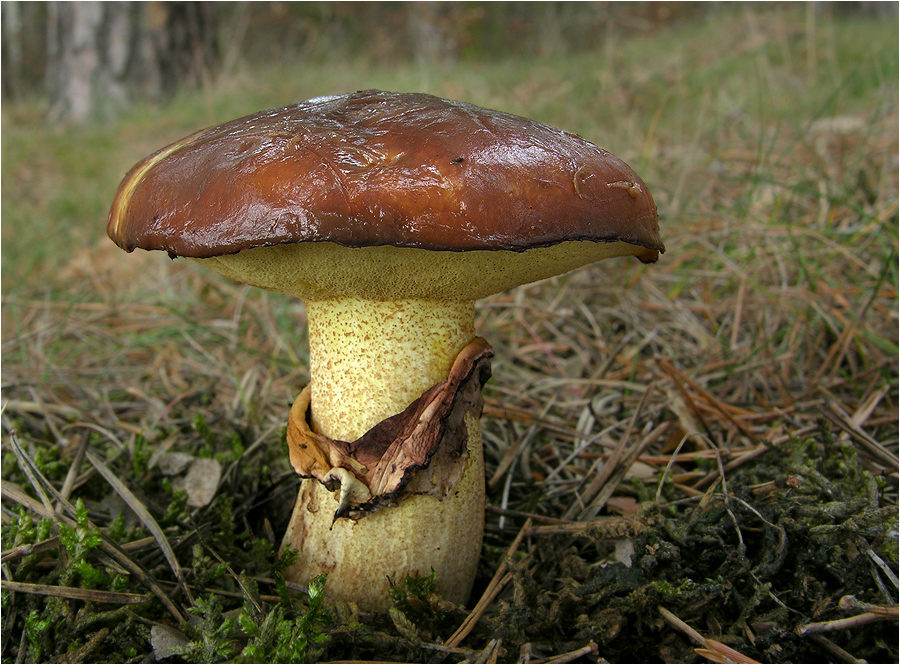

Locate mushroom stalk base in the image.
[281,414,484,610]
[281,298,485,611]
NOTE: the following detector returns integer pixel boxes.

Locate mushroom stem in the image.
[305,298,475,440]
[281,297,486,610]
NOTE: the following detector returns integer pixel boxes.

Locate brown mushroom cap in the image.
[108,90,663,301]
[109,90,662,254]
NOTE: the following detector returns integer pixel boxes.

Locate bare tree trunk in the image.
[406,2,457,66]
[154,1,219,94]
[1,1,24,99]
[2,2,47,100]
[45,1,217,124]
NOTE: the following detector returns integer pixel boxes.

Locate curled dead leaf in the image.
[287,337,493,519]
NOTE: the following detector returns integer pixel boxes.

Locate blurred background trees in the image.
[41,2,218,123]
[1,1,218,122]
[2,1,896,124]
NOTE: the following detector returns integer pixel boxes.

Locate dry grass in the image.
[2,6,897,663]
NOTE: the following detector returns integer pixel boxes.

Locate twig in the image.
[656,361,715,440]
[415,642,473,656]
[459,638,503,664]
[513,306,566,379]
[3,399,81,418]
[446,518,531,648]
[63,626,109,663]
[656,432,695,505]
[524,516,641,538]
[640,446,756,465]
[1,580,148,605]
[716,448,745,556]
[566,385,657,520]
[695,638,760,664]
[85,450,195,606]
[57,432,90,507]
[866,548,899,592]
[661,605,758,663]
[530,640,599,664]
[659,605,706,647]
[8,433,57,520]
[796,611,897,635]
[659,359,762,445]
[1,482,52,520]
[189,515,262,614]
[543,416,629,485]
[62,421,126,451]
[486,504,569,525]
[850,384,892,427]
[581,420,668,521]
[838,595,899,618]
[490,399,555,489]
[1,536,61,563]
[693,424,818,489]
[819,402,899,468]
[494,400,555,531]
[806,634,863,664]
[155,577,282,604]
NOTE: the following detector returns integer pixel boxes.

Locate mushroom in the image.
[107,90,663,611]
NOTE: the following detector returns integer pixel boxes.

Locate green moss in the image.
[235,575,330,664]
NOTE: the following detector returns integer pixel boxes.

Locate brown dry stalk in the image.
[660,605,759,663]
[524,516,642,539]
[640,446,756,465]
[695,638,761,664]
[531,640,599,664]
[838,595,899,618]
[154,578,282,605]
[796,611,897,635]
[820,401,899,468]
[1,537,61,564]
[461,638,503,664]
[806,634,863,664]
[565,385,658,521]
[1,580,148,605]
[582,421,670,520]
[486,505,570,525]
[657,359,760,445]
[658,605,707,647]
[692,424,819,489]
[446,518,532,648]
[488,400,556,490]
[85,450,195,606]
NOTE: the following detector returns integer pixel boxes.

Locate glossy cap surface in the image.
[108,90,663,262]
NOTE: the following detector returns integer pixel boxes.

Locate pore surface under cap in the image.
[107,90,663,260]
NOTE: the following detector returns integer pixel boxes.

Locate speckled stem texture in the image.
[305,299,475,440]
[281,298,486,610]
